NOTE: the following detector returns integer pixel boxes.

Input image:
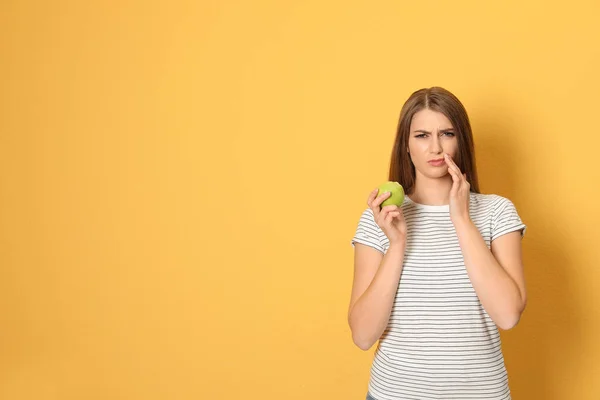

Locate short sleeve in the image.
[491,197,527,241]
[351,208,385,254]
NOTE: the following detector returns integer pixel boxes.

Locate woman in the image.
[349,87,527,400]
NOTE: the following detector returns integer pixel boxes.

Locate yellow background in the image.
[1,1,599,399]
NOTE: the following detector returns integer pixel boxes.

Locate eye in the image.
[443,132,455,137]
[415,134,427,138]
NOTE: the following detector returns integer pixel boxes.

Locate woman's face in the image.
[408,108,458,179]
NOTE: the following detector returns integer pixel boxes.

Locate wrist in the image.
[388,238,406,252]
[452,216,473,230]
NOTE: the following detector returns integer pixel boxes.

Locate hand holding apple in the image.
[366,181,407,246]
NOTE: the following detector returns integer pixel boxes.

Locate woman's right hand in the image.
[367,188,407,246]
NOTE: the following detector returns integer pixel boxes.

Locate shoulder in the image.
[470,192,515,211]
[355,207,382,232]
[352,207,388,252]
[471,192,524,223]
[469,192,524,226]
[358,206,376,221]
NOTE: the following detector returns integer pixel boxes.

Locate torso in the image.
[367,192,511,400]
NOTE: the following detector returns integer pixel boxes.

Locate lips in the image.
[428,159,446,166]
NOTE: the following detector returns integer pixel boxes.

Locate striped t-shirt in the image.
[350,192,526,400]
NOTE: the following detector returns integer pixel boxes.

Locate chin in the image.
[417,171,445,180]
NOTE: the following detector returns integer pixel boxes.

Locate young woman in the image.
[348,87,527,400]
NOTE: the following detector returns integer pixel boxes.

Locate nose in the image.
[428,133,443,154]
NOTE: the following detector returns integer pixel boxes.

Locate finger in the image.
[386,208,402,220]
[385,212,400,225]
[381,205,399,213]
[380,205,399,216]
[446,154,464,177]
[376,202,392,220]
[373,191,391,209]
[445,154,456,173]
[449,160,467,186]
[367,189,386,217]
[444,154,461,175]
[377,208,389,226]
[447,165,462,194]
[381,206,400,226]
[462,173,471,191]
[450,166,462,184]
[385,211,395,224]
[446,161,460,180]
[367,188,378,206]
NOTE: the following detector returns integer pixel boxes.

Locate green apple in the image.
[377,181,405,208]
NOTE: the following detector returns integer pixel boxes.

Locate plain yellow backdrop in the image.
[1,0,599,399]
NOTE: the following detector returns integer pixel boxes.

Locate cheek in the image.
[408,144,426,162]
[409,140,427,154]
[443,139,459,154]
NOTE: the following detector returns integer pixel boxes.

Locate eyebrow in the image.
[413,128,454,134]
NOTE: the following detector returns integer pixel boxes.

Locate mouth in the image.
[428,159,446,166]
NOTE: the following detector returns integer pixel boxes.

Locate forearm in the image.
[349,243,405,350]
[453,219,525,329]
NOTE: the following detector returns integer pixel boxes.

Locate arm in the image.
[453,219,527,330]
[348,242,406,350]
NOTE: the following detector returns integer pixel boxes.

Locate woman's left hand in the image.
[444,153,471,224]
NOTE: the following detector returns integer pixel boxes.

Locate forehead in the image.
[410,109,453,130]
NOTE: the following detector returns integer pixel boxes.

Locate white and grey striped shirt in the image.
[351,192,526,400]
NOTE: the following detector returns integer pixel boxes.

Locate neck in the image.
[409,174,454,206]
